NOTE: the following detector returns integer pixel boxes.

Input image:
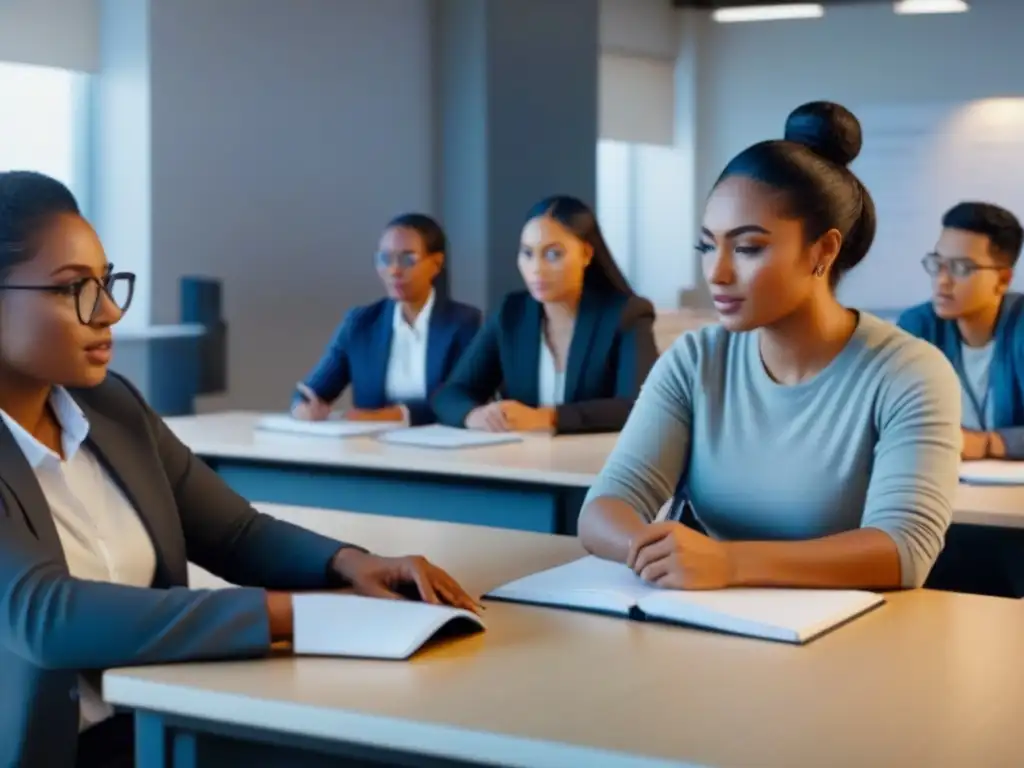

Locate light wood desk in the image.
[166,412,617,533]
[109,504,1024,768]
[955,483,1024,529]
[169,412,1024,535]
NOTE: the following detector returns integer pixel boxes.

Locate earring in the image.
[814,264,826,277]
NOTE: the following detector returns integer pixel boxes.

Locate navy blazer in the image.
[432,289,658,434]
[300,296,482,425]
[0,373,356,767]
[899,293,1024,459]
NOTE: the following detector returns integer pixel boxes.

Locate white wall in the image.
[0,0,98,71]
[681,0,1024,307]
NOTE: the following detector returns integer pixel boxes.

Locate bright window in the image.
[0,61,90,211]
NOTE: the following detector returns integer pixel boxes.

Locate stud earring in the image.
[814,264,826,277]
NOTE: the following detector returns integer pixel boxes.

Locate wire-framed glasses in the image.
[0,268,136,324]
[921,253,1003,280]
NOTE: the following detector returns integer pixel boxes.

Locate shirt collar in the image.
[0,387,91,468]
[392,289,436,338]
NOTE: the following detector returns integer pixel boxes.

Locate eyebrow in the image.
[520,242,563,250]
[50,264,106,278]
[701,225,772,239]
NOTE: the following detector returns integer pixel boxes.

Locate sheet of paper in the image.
[486,556,653,614]
[639,588,884,644]
[255,414,403,438]
[959,460,1024,486]
[377,425,524,449]
[292,594,484,659]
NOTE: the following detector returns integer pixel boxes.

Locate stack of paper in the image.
[959,460,1024,486]
[255,414,403,438]
[376,425,524,449]
[486,556,884,645]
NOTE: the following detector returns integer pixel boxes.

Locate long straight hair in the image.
[522,195,634,296]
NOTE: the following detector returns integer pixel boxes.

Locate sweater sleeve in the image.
[582,336,696,522]
[862,343,962,587]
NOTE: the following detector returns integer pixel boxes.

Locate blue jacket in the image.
[300,296,482,425]
[898,293,1024,459]
[0,373,355,767]
[432,289,658,434]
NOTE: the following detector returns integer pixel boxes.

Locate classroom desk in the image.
[166,412,617,534]
[954,483,1024,529]
[107,504,1024,768]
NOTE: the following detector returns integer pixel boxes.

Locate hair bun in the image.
[783,101,862,167]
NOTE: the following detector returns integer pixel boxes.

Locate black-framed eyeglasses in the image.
[0,269,135,325]
[921,253,1004,281]
[374,250,421,271]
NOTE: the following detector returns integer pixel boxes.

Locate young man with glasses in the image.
[899,201,1024,461]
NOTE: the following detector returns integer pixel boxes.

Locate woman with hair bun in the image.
[579,102,962,591]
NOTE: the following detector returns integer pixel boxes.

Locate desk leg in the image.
[133,710,486,767]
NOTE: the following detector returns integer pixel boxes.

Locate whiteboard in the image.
[840,100,1024,312]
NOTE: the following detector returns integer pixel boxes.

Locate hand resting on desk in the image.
[266,549,482,642]
[465,401,555,432]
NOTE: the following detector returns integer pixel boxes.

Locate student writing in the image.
[294,213,481,425]
[578,102,961,591]
[0,174,478,768]
[432,195,658,435]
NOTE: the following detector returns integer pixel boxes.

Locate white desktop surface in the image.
[107,504,1024,768]
[165,411,616,487]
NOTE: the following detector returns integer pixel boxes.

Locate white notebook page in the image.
[256,414,403,438]
[292,594,484,659]
[959,460,1024,486]
[377,425,524,449]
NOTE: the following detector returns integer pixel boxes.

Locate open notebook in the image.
[255,414,403,438]
[486,556,884,645]
[376,425,524,449]
[960,460,1024,486]
[292,594,484,659]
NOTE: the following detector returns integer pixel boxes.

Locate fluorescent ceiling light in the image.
[893,0,969,14]
[712,4,824,23]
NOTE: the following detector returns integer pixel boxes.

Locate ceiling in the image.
[670,0,884,7]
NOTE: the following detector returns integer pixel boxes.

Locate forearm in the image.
[578,498,649,563]
[991,427,1024,459]
[266,592,294,642]
[2,574,272,671]
[726,528,903,589]
[555,399,633,434]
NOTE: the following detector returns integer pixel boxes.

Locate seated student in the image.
[0,173,478,768]
[898,202,1024,460]
[432,195,657,435]
[578,102,962,591]
[293,213,481,425]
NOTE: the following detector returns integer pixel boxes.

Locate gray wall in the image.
[145,0,435,410]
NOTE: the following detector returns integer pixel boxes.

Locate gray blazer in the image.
[0,373,355,767]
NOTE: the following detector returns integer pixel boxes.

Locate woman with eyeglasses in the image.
[0,172,478,768]
[292,213,482,425]
[432,195,658,435]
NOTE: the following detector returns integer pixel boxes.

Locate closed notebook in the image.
[292,594,484,659]
[486,556,883,645]
[376,424,524,449]
[255,414,403,438]
[959,460,1024,486]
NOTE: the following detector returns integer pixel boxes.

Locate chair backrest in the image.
[180,276,227,395]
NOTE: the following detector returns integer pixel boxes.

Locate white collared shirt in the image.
[0,388,156,732]
[384,290,434,408]
[538,335,566,408]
